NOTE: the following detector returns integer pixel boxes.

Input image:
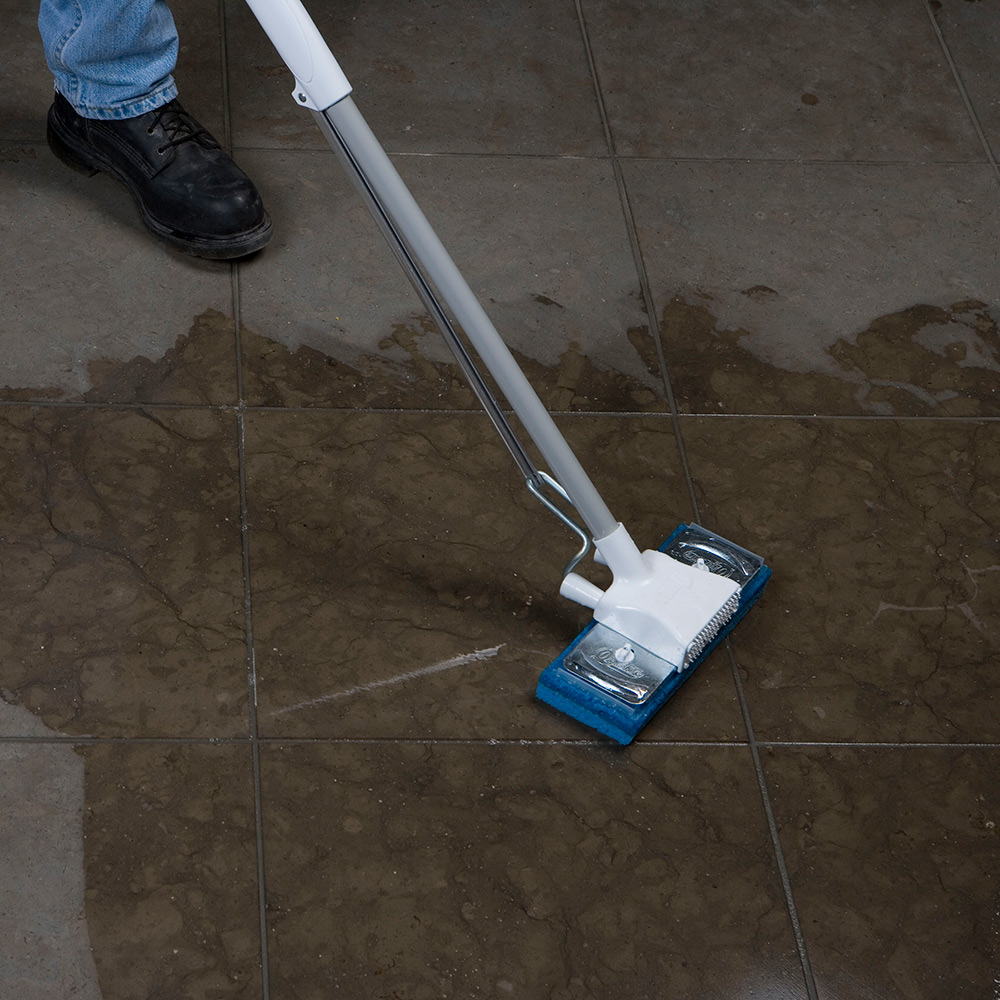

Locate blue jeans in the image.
[38,0,179,120]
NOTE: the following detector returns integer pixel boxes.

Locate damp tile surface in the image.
[661,295,1000,418]
[261,743,806,1000]
[764,746,1000,1000]
[684,418,1000,743]
[81,743,261,1000]
[0,407,248,738]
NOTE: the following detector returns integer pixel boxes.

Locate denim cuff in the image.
[61,76,179,121]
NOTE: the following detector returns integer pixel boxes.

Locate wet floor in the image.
[1,0,998,997]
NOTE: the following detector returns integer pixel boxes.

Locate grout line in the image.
[0,734,737,747]
[0,735,250,745]
[923,0,1000,185]
[759,741,1000,749]
[2,396,999,428]
[1,733,997,748]
[217,0,234,154]
[253,738,749,747]
[236,393,271,1000]
[221,0,271,990]
[726,643,820,1000]
[0,400,233,411]
[1,135,992,169]
[181,140,995,169]
[571,0,703,522]
[674,412,1000,423]
[2,396,998,424]
[568,10,633,227]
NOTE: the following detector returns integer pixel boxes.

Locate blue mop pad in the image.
[536,523,771,745]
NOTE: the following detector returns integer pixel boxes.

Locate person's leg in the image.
[39,0,179,120]
[38,0,272,259]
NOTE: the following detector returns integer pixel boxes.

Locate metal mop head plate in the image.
[536,524,771,744]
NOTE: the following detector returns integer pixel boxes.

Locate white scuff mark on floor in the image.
[0,700,103,1000]
[868,563,999,642]
[868,600,951,624]
[271,644,505,715]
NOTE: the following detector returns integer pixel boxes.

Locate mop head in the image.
[536,524,771,744]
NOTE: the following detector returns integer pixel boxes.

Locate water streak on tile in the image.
[271,644,504,716]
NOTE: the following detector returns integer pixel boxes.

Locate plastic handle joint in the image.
[244,0,352,110]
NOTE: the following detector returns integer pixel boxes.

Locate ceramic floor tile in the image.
[238,149,662,411]
[80,742,262,999]
[0,153,237,405]
[0,406,249,737]
[245,409,746,741]
[764,746,1000,1000]
[583,0,982,160]
[682,417,1000,743]
[625,160,1000,416]
[933,0,1000,157]
[261,742,807,1000]
[2,0,228,144]
[226,0,606,156]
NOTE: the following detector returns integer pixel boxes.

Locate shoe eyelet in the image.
[156,146,166,154]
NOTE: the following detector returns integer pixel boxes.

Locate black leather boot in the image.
[47,92,273,259]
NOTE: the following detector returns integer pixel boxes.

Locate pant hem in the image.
[58,77,179,121]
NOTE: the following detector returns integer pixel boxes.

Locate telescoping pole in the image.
[243,0,621,544]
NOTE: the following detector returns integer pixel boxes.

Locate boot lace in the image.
[146,102,218,154]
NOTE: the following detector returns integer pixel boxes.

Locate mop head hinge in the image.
[559,523,745,672]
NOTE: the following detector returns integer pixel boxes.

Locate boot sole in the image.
[47,107,273,260]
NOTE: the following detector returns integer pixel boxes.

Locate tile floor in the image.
[1,0,998,997]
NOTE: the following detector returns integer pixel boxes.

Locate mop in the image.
[244,0,771,744]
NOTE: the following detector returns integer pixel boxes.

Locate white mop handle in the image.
[244,0,352,110]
